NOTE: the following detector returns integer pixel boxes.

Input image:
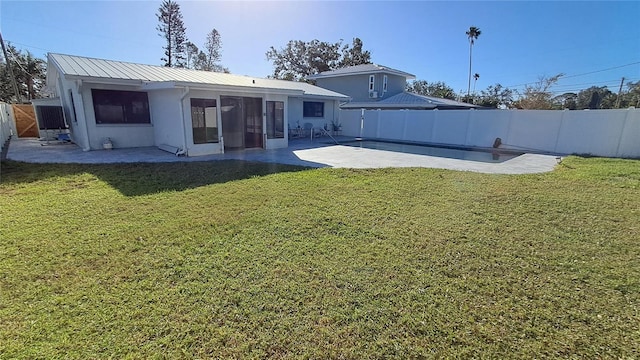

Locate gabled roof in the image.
[340,92,481,110]
[48,53,349,99]
[308,64,416,80]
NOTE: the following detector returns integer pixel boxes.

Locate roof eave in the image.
[309,69,416,80]
[64,74,145,87]
[302,93,350,101]
[140,81,307,96]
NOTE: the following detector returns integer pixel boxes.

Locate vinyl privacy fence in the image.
[1,103,17,153]
[338,108,640,158]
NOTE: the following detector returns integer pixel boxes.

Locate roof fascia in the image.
[64,74,144,87]
[300,94,351,101]
[310,69,416,80]
[170,81,303,96]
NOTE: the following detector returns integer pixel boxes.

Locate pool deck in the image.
[4,137,560,174]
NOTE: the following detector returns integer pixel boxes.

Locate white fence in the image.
[1,103,16,153]
[339,108,640,158]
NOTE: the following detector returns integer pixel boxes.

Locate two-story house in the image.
[308,64,478,110]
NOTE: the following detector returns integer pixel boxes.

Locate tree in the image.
[576,86,615,109]
[338,38,372,68]
[184,41,200,69]
[266,38,372,81]
[552,92,577,110]
[0,45,46,102]
[477,83,514,108]
[202,29,229,72]
[0,57,15,102]
[618,81,640,108]
[513,74,563,109]
[18,51,45,100]
[466,26,481,99]
[473,73,480,102]
[156,0,187,68]
[406,80,456,99]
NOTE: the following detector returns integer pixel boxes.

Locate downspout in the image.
[177,86,190,156]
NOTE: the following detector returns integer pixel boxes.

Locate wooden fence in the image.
[12,104,38,138]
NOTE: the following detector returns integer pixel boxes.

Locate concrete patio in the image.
[4,137,559,174]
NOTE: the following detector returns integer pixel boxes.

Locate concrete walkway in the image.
[5,137,560,174]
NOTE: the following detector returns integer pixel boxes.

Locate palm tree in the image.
[473,73,480,93]
[473,73,480,104]
[466,26,481,99]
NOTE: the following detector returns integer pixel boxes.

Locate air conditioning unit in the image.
[369,91,378,99]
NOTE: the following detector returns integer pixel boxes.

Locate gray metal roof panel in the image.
[308,63,416,79]
[49,53,348,98]
[340,92,480,110]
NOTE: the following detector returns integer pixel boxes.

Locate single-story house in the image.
[45,53,349,156]
[308,63,480,110]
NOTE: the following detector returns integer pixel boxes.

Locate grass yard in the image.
[0,157,639,358]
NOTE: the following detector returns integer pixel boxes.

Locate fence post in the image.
[615,108,633,157]
[553,109,566,154]
[464,109,474,147]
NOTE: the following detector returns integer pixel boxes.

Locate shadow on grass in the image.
[0,160,311,196]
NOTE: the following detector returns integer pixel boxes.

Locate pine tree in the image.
[204,29,221,69]
[156,0,187,68]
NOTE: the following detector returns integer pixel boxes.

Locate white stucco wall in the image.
[339,108,640,158]
[55,75,91,151]
[288,98,338,132]
[148,88,186,152]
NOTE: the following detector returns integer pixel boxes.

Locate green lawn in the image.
[1,157,639,358]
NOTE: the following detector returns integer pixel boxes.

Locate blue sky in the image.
[1,1,638,97]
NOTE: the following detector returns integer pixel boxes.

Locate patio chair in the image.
[288,125,304,139]
[303,123,313,138]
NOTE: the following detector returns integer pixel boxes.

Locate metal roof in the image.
[308,64,416,80]
[340,92,481,110]
[48,53,349,99]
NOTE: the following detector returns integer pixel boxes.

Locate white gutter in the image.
[64,75,144,87]
[177,86,190,156]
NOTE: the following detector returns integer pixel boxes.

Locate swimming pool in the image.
[340,140,523,163]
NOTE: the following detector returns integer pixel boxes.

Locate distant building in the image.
[309,64,479,110]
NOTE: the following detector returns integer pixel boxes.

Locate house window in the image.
[69,89,77,123]
[191,98,218,144]
[91,89,150,124]
[266,101,284,139]
[383,75,388,93]
[369,75,375,92]
[303,101,324,118]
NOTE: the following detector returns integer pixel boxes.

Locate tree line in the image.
[406,76,639,110]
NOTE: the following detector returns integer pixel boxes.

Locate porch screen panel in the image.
[36,106,66,129]
[191,98,218,144]
[266,101,284,139]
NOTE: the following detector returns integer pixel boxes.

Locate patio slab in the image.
[4,137,559,174]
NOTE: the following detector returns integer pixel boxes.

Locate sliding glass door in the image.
[220,96,263,150]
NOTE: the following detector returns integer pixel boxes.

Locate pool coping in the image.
[4,137,560,174]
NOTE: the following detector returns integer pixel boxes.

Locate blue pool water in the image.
[340,140,523,163]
